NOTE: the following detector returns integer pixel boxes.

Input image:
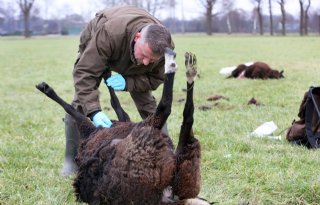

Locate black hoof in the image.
[36,82,50,93]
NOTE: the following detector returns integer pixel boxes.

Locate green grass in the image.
[1,34,320,205]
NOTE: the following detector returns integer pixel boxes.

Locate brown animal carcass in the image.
[228,61,284,79]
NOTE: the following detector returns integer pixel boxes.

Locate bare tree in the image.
[18,0,35,38]
[278,0,286,36]
[299,0,304,35]
[206,0,215,35]
[221,0,234,34]
[256,0,264,35]
[250,0,264,35]
[252,7,258,33]
[269,0,274,35]
[298,0,311,36]
[304,0,311,35]
[199,0,218,35]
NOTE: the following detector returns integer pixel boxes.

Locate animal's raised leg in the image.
[102,71,131,122]
[152,47,177,130]
[107,86,131,122]
[36,82,96,139]
[173,52,201,199]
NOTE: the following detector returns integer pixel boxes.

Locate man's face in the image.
[134,32,160,66]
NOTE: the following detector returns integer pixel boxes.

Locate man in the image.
[61,5,174,177]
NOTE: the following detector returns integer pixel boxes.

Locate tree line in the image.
[0,0,319,38]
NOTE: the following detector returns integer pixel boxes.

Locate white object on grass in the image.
[251,121,278,137]
[263,135,282,140]
[219,66,237,75]
[244,62,254,66]
[250,121,282,140]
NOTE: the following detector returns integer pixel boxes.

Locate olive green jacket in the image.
[73,6,173,116]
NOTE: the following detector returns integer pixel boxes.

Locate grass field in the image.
[0,34,320,205]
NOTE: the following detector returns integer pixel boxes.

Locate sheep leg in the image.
[102,71,131,122]
[153,48,177,130]
[173,52,201,199]
[107,86,131,122]
[36,82,96,139]
[176,52,198,150]
[173,82,201,199]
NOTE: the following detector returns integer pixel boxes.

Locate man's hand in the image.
[92,111,112,128]
[106,74,126,91]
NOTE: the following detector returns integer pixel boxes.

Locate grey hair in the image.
[140,24,172,56]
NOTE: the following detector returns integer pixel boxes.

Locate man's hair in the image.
[140,24,172,56]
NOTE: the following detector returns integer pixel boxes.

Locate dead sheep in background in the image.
[36,49,212,205]
[228,61,284,79]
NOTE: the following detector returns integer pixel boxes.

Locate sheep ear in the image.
[280,70,285,78]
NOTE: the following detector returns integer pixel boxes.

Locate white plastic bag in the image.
[251,121,281,140]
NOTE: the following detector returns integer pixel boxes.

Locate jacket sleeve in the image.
[125,59,165,92]
[73,28,113,116]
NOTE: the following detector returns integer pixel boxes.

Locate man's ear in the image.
[134,32,141,42]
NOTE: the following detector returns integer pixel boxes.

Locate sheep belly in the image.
[74,124,177,204]
[109,131,176,203]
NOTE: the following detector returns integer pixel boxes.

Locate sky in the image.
[4,0,320,21]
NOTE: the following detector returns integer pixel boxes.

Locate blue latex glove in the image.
[106,74,126,91]
[92,111,112,128]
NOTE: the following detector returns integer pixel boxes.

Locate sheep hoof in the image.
[36,82,51,94]
[185,52,197,83]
